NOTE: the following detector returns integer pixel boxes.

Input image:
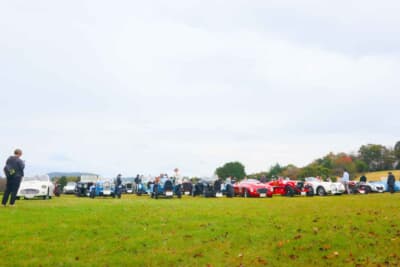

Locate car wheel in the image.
[285,186,294,197]
[317,187,326,196]
[43,189,50,200]
[365,186,371,194]
[306,186,314,197]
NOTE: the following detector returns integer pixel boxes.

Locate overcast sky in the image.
[0,1,399,177]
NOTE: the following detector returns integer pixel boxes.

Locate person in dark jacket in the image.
[2,149,25,207]
[387,172,396,194]
[115,174,122,198]
[359,174,367,183]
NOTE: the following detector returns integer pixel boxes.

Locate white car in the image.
[367,182,385,193]
[305,177,345,196]
[17,175,55,199]
[63,182,77,194]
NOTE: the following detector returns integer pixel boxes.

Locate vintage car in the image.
[97,179,116,197]
[267,178,313,197]
[305,177,345,196]
[368,182,385,193]
[369,180,400,192]
[348,181,385,194]
[204,179,223,197]
[121,177,135,194]
[151,177,176,199]
[75,181,93,197]
[182,181,193,196]
[63,182,77,194]
[17,175,55,200]
[233,179,273,198]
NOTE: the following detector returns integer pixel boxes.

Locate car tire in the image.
[285,186,294,197]
[306,186,314,197]
[317,187,326,196]
[43,189,50,200]
[365,186,371,194]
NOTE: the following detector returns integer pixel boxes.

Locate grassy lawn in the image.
[1,193,400,266]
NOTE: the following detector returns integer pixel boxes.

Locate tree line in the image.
[215,141,400,181]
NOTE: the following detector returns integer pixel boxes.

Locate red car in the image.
[267,178,313,197]
[233,179,273,198]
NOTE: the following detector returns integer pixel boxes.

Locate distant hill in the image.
[47,172,99,179]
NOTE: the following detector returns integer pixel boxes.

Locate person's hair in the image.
[389,172,392,175]
[14,149,22,156]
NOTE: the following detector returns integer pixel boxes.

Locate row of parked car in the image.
[66,176,388,199]
[14,174,390,200]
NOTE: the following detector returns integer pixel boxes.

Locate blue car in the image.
[90,180,116,198]
[151,178,176,199]
[369,181,400,192]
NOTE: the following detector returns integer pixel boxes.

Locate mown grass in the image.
[1,193,400,266]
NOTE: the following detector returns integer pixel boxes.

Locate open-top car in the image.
[151,177,176,199]
[305,177,345,196]
[182,181,193,196]
[17,174,55,200]
[233,179,273,198]
[369,180,400,193]
[348,181,384,194]
[267,178,313,197]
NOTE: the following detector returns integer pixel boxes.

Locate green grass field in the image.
[1,193,400,267]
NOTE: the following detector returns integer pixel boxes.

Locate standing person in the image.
[174,173,183,198]
[134,174,141,194]
[387,172,396,194]
[115,174,122,198]
[341,169,351,194]
[2,149,25,207]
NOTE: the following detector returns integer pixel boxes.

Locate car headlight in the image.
[41,185,47,189]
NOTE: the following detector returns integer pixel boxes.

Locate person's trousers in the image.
[2,177,21,205]
[388,184,395,193]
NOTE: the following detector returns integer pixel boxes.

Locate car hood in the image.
[20,181,47,188]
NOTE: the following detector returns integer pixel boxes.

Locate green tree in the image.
[394,141,400,160]
[358,144,386,171]
[268,163,283,178]
[298,163,330,179]
[215,161,246,180]
[355,160,369,173]
[58,176,68,189]
[281,164,300,179]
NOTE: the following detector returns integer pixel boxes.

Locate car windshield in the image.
[66,182,76,186]
[23,176,49,182]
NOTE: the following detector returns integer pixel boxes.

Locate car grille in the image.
[20,189,40,195]
[257,188,267,194]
